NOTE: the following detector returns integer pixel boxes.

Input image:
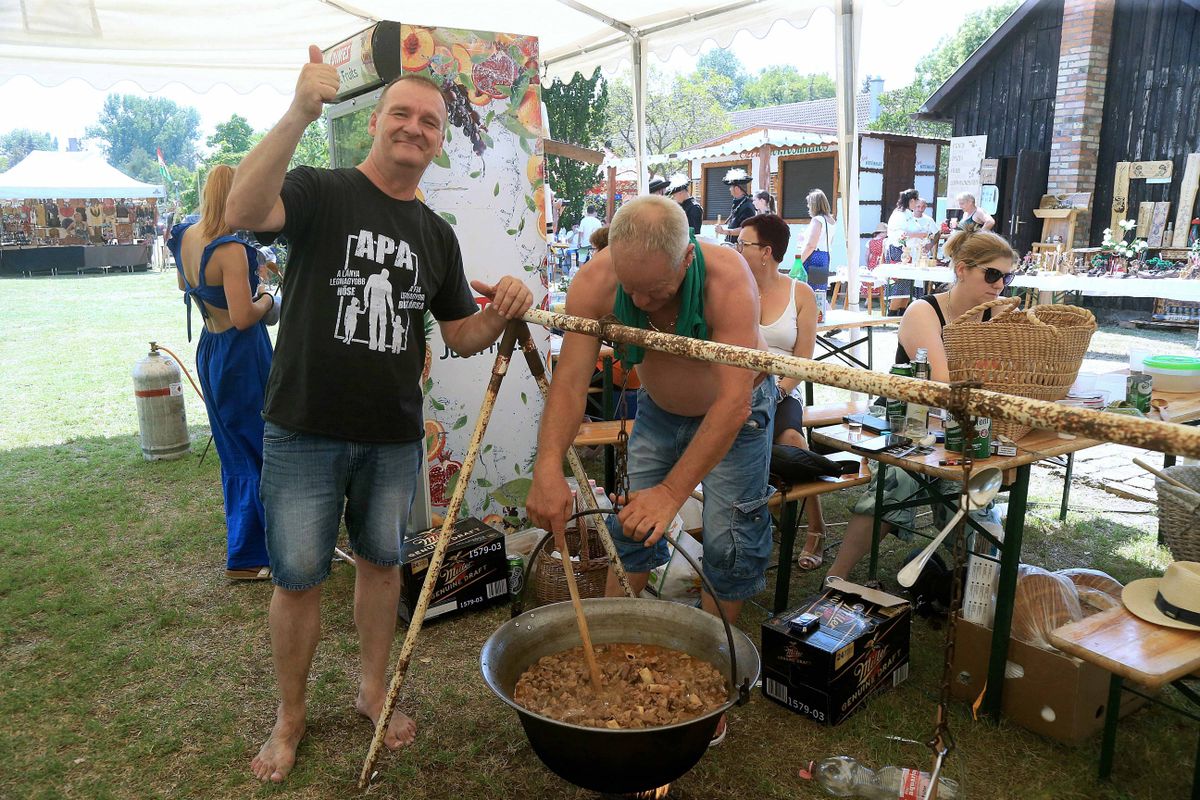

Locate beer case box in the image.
[949,618,1146,743]
[397,517,509,623]
[761,579,911,726]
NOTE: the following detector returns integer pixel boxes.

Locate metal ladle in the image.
[896,467,1003,588]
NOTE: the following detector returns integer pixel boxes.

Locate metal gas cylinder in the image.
[132,342,190,460]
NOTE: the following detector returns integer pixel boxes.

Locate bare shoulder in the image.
[898,297,943,337]
[700,242,752,294]
[793,280,817,306]
[564,249,617,318]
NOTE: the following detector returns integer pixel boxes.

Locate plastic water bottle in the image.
[815,756,960,799]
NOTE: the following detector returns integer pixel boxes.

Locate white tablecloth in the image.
[872,264,1200,301]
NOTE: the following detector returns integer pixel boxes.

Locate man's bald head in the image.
[608,195,690,269]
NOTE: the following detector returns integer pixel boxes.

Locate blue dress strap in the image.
[169,222,202,342]
[199,234,261,296]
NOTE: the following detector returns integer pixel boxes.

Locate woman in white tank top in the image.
[739,213,828,570]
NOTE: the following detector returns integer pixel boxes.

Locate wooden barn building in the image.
[917,0,1200,255]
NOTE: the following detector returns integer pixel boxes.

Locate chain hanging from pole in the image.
[921,381,981,800]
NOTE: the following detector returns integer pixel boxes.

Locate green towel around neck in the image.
[612,233,708,367]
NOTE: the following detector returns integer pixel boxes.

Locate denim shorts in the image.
[260,420,423,590]
[606,377,777,601]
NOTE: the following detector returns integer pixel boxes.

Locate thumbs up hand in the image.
[291,44,341,123]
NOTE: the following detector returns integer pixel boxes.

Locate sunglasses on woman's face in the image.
[976,265,1016,287]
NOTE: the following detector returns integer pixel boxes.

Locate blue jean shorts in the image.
[260,420,423,590]
[606,377,778,601]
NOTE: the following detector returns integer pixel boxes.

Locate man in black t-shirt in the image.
[227,45,533,785]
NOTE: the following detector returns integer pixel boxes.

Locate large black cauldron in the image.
[480,598,760,795]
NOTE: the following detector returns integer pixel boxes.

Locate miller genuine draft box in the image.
[398,517,509,623]
[761,579,911,726]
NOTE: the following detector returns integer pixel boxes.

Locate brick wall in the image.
[1047,0,1114,235]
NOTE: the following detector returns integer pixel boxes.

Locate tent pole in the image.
[834,0,862,305]
[632,35,647,194]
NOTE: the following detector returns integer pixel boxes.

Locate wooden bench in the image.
[571,401,870,450]
[765,458,871,612]
[803,400,869,431]
[572,400,869,512]
[1050,607,1200,799]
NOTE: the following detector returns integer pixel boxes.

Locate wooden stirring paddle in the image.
[552,520,604,688]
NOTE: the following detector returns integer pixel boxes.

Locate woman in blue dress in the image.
[169,165,276,580]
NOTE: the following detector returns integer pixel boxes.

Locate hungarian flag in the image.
[156,148,171,192]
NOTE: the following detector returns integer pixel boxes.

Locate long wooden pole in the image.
[524,308,1200,458]
[358,325,520,789]
[513,322,635,597]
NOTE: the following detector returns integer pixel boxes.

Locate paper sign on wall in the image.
[947,135,987,209]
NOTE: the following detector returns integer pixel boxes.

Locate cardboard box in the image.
[397,517,509,623]
[761,579,911,725]
[950,618,1146,743]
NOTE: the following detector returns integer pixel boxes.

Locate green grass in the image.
[0,273,1194,799]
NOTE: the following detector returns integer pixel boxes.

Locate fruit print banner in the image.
[403,25,548,530]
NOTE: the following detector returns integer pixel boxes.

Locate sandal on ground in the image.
[226,566,271,581]
[708,715,727,748]
[795,529,825,571]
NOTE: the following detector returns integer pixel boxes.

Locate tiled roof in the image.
[729,92,872,131]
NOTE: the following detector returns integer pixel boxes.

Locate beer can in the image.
[508,555,526,617]
[1134,372,1153,413]
[971,417,992,459]
[887,364,913,420]
[944,414,963,453]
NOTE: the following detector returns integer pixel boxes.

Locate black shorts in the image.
[775,394,805,436]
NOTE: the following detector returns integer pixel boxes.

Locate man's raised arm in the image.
[226,45,339,232]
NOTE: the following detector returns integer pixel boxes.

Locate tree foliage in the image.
[604,67,730,158]
[86,94,201,181]
[543,68,609,231]
[292,118,330,170]
[869,0,1019,136]
[0,129,55,172]
[206,114,257,166]
[741,66,835,109]
[697,50,834,111]
[697,48,748,110]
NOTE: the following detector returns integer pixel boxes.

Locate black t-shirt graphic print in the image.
[260,167,478,443]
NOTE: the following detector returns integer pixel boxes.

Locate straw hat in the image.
[1121,561,1200,630]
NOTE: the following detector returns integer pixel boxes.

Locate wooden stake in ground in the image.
[513,321,635,597]
[357,324,520,789]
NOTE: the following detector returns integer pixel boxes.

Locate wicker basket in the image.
[531,517,611,606]
[1155,466,1200,562]
[942,297,1096,441]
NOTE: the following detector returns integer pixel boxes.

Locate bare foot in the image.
[355,691,417,750]
[251,714,306,783]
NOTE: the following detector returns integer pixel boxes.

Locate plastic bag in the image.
[1010,564,1082,652]
[1056,567,1123,616]
[644,519,697,603]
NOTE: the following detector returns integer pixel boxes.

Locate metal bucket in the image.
[480,597,760,795]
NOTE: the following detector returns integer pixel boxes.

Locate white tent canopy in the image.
[3,1,835,94]
[0,150,165,200]
[0,0,894,287]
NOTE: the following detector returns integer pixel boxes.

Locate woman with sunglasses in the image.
[824,229,1016,582]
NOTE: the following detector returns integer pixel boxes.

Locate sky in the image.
[0,0,1004,154]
